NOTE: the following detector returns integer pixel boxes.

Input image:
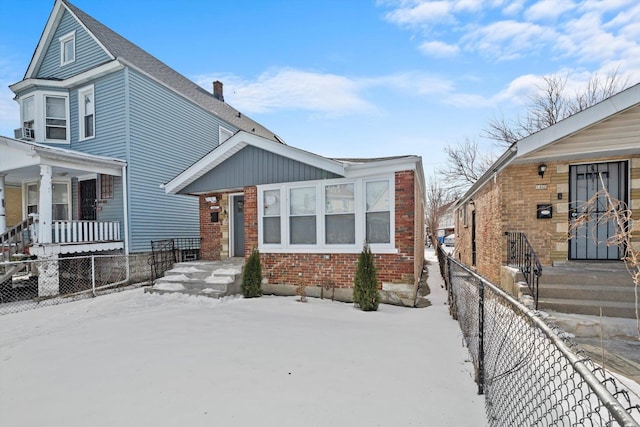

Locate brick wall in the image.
[456,154,640,283]
[199,193,224,260]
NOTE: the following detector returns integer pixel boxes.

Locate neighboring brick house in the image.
[454,83,640,285]
[164,132,426,306]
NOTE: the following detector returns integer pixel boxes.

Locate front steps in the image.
[534,262,638,319]
[145,258,244,298]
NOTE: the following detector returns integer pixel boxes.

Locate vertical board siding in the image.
[127,70,234,252]
[181,146,341,194]
[36,10,111,79]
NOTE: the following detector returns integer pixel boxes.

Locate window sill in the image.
[258,246,399,255]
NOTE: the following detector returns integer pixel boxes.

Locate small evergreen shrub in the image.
[241,249,263,298]
[353,246,380,311]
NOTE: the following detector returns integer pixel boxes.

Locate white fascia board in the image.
[517,83,640,159]
[11,61,124,94]
[164,131,345,195]
[343,156,421,178]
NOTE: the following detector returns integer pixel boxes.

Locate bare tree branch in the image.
[438,138,495,192]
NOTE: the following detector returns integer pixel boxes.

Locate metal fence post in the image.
[91,255,96,297]
[477,277,485,395]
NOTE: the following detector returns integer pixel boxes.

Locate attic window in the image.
[60,31,76,65]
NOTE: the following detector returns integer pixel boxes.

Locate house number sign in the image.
[535,184,548,190]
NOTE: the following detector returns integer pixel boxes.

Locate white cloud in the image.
[525,0,576,21]
[419,40,460,56]
[383,1,453,26]
[463,20,555,60]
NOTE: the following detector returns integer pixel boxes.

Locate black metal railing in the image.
[505,231,543,309]
[149,237,201,282]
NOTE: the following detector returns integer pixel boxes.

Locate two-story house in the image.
[1,0,280,283]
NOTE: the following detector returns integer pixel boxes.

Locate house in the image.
[436,201,455,244]
[453,83,640,316]
[164,132,426,306]
[1,0,280,284]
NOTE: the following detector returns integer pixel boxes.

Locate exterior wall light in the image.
[538,164,547,178]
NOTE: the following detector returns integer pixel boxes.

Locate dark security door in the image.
[79,179,97,220]
[569,161,627,260]
[471,210,477,266]
[232,195,245,257]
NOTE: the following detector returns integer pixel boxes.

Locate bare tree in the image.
[425,174,456,244]
[438,137,495,192]
[485,69,630,147]
[570,173,639,339]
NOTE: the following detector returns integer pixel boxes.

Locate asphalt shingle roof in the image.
[62,0,282,143]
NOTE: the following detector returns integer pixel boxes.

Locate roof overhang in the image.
[164,131,345,195]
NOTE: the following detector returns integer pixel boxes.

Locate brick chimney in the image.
[213,80,224,102]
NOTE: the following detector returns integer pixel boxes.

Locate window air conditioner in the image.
[14,127,35,140]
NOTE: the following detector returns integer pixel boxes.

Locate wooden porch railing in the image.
[52,220,121,244]
[1,216,35,262]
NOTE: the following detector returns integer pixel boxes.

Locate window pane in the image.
[46,97,65,118]
[84,114,94,137]
[366,181,390,211]
[53,204,69,221]
[325,183,354,214]
[46,126,67,140]
[263,190,280,216]
[52,183,68,204]
[263,217,281,244]
[84,93,94,114]
[290,187,315,215]
[64,38,74,62]
[290,216,316,244]
[366,212,390,244]
[326,214,355,244]
[23,96,34,125]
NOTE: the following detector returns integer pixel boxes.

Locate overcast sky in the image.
[1,0,639,175]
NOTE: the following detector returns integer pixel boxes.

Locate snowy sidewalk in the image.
[0,254,486,427]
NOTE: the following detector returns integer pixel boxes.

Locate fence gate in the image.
[150,240,176,283]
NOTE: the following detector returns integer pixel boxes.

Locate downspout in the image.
[122,164,130,283]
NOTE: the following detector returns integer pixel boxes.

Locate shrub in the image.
[241,249,262,298]
[353,246,380,311]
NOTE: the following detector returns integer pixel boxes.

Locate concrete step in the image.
[144,287,225,298]
[150,259,244,298]
[538,297,638,319]
[538,284,636,302]
[540,266,632,286]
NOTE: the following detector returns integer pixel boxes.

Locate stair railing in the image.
[505,231,543,309]
[1,216,36,262]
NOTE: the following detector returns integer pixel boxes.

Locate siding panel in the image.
[37,10,111,79]
[181,145,342,194]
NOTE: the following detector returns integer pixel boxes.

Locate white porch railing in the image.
[52,220,121,244]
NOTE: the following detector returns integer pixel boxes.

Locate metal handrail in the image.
[505,231,543,309]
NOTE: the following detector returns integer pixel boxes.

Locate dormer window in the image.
[59,31,75,65]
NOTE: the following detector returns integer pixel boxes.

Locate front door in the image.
[79,179,97,220]
[232,195,245,257]
[569,161,627,260]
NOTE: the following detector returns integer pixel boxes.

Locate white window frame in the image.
[44,93,70,143]
[219,126,233,144]
[257,175,396,254]
[78,85,95,140]
[59,31,76,66]
[22,95,35,130]
[22,179,72,221]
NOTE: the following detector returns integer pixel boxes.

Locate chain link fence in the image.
[1,254,131,315]
[444,255,640,426]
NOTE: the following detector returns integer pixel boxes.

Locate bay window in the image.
[22,96,35,130]
[45,96,68,141]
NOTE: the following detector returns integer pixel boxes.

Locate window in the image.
[52,183,70,220]
[263,189,281,244]
[100,174,113,199]
[22,96,35,130]
[290,187,316,244]
[60,31,75,65]
[325,183,355,244]
[27,183,38,215]
[79,86,94,139]
[45,96,68,141]
[366,180,390,244]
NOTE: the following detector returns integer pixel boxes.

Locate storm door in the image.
[79,179,97,220]
[232,195,245,257]
[569,161,627,260]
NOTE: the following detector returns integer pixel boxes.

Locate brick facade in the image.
[199,171,423,301]
[457,154,640,284]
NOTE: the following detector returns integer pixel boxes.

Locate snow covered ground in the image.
[0,251,486,427]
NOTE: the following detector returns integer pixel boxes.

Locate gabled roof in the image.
[457,82,640,207]
[164,131,346,195]
[21,0,282,143]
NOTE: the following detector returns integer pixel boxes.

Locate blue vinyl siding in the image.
[37,10,111,79]
[97,175,125,240]
[182,146,341,194]
[126,69,233,252]
[69,70,127,159]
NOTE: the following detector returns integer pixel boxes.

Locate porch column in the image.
[39,165,53,244]
[0,173,6,234]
